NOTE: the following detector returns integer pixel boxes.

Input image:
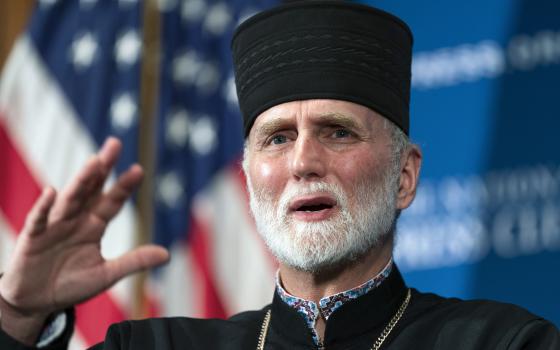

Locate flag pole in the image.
[134,0,161,319]
[0,1,35,71]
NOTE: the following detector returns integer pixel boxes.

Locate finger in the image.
[85,138,125,208]
[22,187,57,237]
[96,137,123,183]
[65,156,104,201]
[93,164,143,222]
[104,245,170,285]
[49,156,104,221]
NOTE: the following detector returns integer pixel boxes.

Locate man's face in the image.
[244,99,401,273]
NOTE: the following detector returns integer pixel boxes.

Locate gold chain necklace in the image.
[257,288,411,350]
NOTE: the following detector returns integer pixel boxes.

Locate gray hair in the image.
[384,118,411,175]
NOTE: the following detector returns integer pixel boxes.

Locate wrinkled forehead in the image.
[231,1,413,138]
[248,99,386,140]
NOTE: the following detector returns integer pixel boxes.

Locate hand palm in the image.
[15,216,108,313]
[0,138,168,320]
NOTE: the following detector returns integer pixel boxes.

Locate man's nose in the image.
[290,135,327,180]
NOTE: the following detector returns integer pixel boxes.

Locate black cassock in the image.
[1,267,558,350]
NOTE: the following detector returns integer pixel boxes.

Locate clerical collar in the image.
[275,258,393,345]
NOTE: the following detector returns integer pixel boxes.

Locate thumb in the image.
[104,245,170,285]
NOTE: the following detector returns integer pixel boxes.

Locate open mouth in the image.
[289,196,337,214]
[296,203,334,212]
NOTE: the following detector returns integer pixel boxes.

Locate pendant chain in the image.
[370,288,411,350]
[256,309,272,350]
[257,288,411,350]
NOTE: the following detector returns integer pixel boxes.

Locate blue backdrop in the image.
[360,0,560,325]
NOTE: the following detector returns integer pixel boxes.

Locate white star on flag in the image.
[70,32,98,70]
[203,3,232,35]
[189,116,217,155]
[115,30,142,67]
[110,93,137,131]
[157,172,185,208]
[166,109,191,148]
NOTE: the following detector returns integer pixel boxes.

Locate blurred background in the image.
[372,0,560,330]
[0,0,558,348]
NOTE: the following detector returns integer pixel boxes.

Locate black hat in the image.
[231,0,413,137]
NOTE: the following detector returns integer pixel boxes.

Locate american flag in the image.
[0,0,277,348]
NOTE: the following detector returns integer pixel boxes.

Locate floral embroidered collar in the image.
[275,258,393,345]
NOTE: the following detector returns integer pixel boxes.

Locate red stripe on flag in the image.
[187,215,227,319]
[0,115,130,346]
[0,117,42,233]
[75,293,126,346]
[145,289,162,318]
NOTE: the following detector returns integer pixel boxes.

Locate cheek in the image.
[249,158,285,193]
[256,162,274,179]
[334,155,391,202]
[335,155,379,184]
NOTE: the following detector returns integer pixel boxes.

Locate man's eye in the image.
[270,134,288,145]
[333,129,351,138]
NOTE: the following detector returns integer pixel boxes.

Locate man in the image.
[0,1,558,349]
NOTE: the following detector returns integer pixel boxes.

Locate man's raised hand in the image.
[0,137,169,345]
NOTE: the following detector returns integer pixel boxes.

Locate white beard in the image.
[246,167,399,273]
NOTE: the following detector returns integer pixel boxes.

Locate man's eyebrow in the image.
[316,113,362,129]
[254,118,292,137]
[253,113,362,138]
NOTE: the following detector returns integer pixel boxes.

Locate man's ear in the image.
[396,145,422,210]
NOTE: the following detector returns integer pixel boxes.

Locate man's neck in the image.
[278,243,393,304]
